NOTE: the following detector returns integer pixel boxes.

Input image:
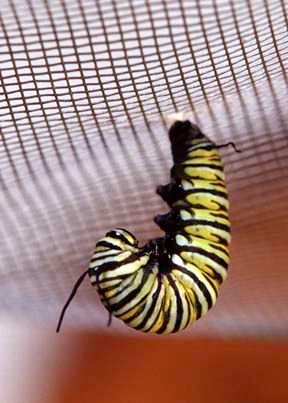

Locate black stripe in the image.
[173,264,213,310]
[130,277,162,328]
[95,253,142,276]
[178,203,228,212]
[93,273,132,285]
[95,240,122,250]
[156,295,172,334]
[202,272,219,296]
[109,269,152,313]
[95,282,121,292]
[180,246,228,270]
[172,269,202,320]
[116,285,157,321]
[183,179,226,190]
[100,272,138,304]
[194,293,203,319]
[89,251,122,264]
[208,243,229,256]
[185,157,221,164]
[151,279,168,334]
[181,163,223,171]
[157,186,228,209]
[171,165,224,182]
[184,293,191,328]
[210,211,229,219]
[187,144,216,152]
[205,263,226,280]
[124,302,147,325]
[185,285,202,319]
[181,221,230,246]
[185,188,228,199]
[143,281,166,333]
[167,275,183,333]
[183,219,230,233]
[105,229,136,247]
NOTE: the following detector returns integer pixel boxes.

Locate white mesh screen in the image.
[0,0,287,337]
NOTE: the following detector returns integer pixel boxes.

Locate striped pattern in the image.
[88,120,230,334]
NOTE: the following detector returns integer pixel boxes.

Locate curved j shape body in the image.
[88,121,231,334]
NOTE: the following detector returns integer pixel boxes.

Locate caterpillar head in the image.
[95,228,139,252]
[56,227,141,333]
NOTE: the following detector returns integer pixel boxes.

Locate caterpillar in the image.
[57,120,239,334]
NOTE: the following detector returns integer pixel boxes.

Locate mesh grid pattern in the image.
[0,0,287,337]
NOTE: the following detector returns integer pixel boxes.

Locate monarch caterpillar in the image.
[57,120,240,334]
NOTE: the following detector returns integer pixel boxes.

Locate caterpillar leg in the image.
[154,209,181,232]
[156,182,183,206]
[107,312,113,327]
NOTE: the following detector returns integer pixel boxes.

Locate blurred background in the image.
[0,0,287,402]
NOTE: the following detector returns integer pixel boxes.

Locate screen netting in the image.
[0,0,287,337]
